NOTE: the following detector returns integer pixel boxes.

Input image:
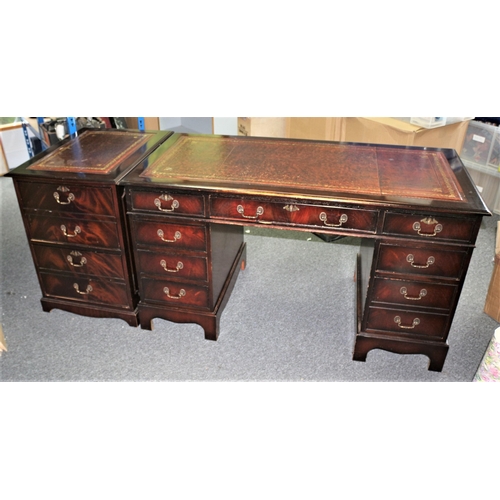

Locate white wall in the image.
[213,118,238,136]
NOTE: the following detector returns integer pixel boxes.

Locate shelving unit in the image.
[22,117,146,158]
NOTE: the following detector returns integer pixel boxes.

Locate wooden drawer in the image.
[365,306,450,340]
[375,243,469,280]
[131,218,207,251]
[210,196,378,233]
[136,249,208,281]
[129,189,205,217]
[27,214,120,249]
[17,181,115,216]
[383,212,478,243]
[40,273,130,308]
[371,277,458,311]
[141,278,209,309]
[32,244,125,279]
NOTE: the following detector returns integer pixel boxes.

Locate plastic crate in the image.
[461,120,500,169]
[463,160,500,215]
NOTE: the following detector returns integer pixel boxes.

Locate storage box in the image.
[342,117,470,151]
[461,120,500,169]
[238,117,287,138]
[484,222,500,322]
[463,162,500,215]
[236,117,471,151]
[410,117,447,128]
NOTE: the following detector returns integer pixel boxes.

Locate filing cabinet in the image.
[6,128,171,326]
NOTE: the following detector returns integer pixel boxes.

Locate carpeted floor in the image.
[1,175,499,381]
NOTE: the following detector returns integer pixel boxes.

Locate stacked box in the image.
[461,120,500,169]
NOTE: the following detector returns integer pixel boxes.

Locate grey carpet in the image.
[1,175,499,381]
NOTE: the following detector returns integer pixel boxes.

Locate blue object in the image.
[138,117,145,131]
[22,122,34,158]
[67,117,77,136]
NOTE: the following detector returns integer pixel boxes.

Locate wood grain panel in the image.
[28,215,120,248]
[131,218,207,251]
[18,181,115,215]
[40,273,130,308]
[32,244,125,278]
[376,243,468,280]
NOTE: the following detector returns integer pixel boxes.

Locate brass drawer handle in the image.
[160,259,184,273]
[400,286,427,300]
[157,229,181,243]
[394,316,420,329]
[319,212,348,227]
[154,194,179,212]
[73,283,92,295]
[237,204,264,219]
[60,224,81,238]
[406,254,435,268]
[67,251,87,267]
[413,217,443,237]
[163,287,186,299]
[53,191,75,205]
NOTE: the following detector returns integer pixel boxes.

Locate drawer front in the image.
[210,197,378,233]
[32,244,125,278]
[40,273,130,308]
[136,250,208,281]
[141,278,209,308]
[376,243,468,280]
[132,219,207,251]
[18,181,115,216]
[365,307,450,340]
[371,277,458,310]
[129,190,205,217]
[383,212,477,243]
[27,215,120,249]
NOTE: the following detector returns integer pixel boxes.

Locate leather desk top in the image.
[124,133,489,215]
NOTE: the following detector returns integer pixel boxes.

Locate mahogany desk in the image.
[7,130,490,372]
[120,133,490,372]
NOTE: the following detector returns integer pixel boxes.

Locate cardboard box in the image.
[236,117,470,152]
[0,323,7,354]
[484,222,500,322]
[342,117,470,151]
[238,118,288,138]
[286,118,345,142]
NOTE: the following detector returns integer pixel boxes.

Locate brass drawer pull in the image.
[400,286,427,300]
[394,316,420,329]
[160,259,184,273]
[157,229,181,243]
[163,287,186,299]
[67,251,87,268]
[73,283,93,295]
[319,212,348,227]
[413,217,443,237]
[406,254,435,268]
[60,224,81,238]
[53,191,75,205]
[237,204,264,219]
[154,194,179,212]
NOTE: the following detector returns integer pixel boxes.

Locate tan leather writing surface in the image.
[28,130,154,174]
[141,135,465,202]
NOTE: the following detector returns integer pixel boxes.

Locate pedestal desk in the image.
[8,130,490,372]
